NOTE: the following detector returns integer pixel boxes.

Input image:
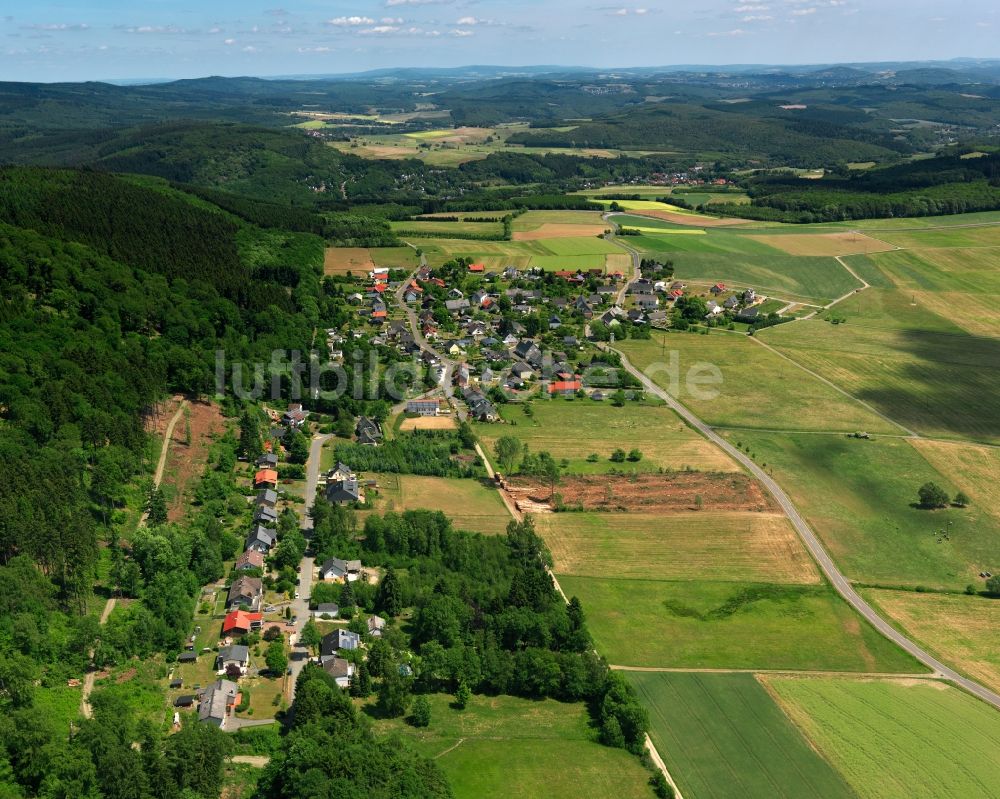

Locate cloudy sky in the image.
[4,1,999,82]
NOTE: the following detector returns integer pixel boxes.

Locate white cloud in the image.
[224,38,236,45]
[734,3,769,10]
[242,45,256,52]
[450,28,474,36]
[791,7,817,16]
[298,45,332,52]
[386,0,452,5]
[707,28,747,36]
[327,16,376,27]
[742,14,773,21]
[119,25,191,34]
[25,23,90,31]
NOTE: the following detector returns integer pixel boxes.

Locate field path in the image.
[138,399,189,526]
[606,343,1000,712]
[611,665,945,678]
[231,755,271,767]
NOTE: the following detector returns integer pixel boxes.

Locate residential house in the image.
[245,526,276,554]
[282,403,308,428]
[736,306,761,323]
[222,610,262,637]
[742,288,757,304]
[198,680,240,729]
[255,488,278,509]
[574,296,594,318]
[549,315,563,330]
[563,336,580,349]
[723,296,740,310]
[705,301,723,318]
[322,657,355,688]
[710,283,726,295]
[407,399,440,417]
[356,416,382,446]
[367,615,387,638]
[253,469,278,490]
[255,453,278,469]
[227,576,263,610]
[471,289,489,307]
[445,298,471,314]
[215,645,250,675]
[319,558,363,583]
[511,362,535,380]
[320,629,361,659]
[548,379,582,397]
[448,288,465,300]
[325,477,363,505]
[234,550,265,572]
[312,603,340,620]
[635,295,659,310]
[327,461,355,483]
[468,263,485,274]
[253,505,278,525]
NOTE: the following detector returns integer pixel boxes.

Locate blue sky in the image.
[4,1,999,83]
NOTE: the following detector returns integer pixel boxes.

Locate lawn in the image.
[557,575,923,671]
[863,589,1000,694]
[369,473,511,535]
[474,399,740,475]
[725,432,1000,589]
[537,511,821,584]
[617,332,904,434]
[759,320,1000,444]
[628,672,856,799]
[768,677,1000,799]
[367,693,656,799]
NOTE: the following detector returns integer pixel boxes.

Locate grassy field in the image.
[759,320,1000,444]
[617,333,904,434]
[367,693,656,799]
[391,219,506,237]
[629,672,856,799]
[768,677,1000,799]
[474,399,739,474]
[747,232,896,256]
[557,575,923,671]
[409,237,615,271]
[536,511,821,584]
[511,209,608,231]
[725,432,999,589]
[864,589,1000,694]
[324,247,374,275]
[370,247,420,270]
[370,473,511,535]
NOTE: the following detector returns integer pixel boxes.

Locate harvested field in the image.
[864,589,1000,694]
[605,253,632,274]
[505,472,776,514]
[748,232,896,257]
[323,247,374,275]
[630,209,748,227]
[536,511,821,584]
[909,439,1000,527]
[512,223,610,241]
[398,415,456,431]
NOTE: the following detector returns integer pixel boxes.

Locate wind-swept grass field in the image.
[617,333,903,434]
[367,693,656,799]
[474,399,739,474]
[557,575,924,671]
[768,677,1000,799]
[628,672,856,799]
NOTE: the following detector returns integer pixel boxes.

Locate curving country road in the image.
[606,344,1000,711]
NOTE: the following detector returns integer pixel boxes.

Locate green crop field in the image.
[537,511,820,585]
[535,235,620,256]
[368,473,511,535]
[511,209,607,230]
[758,320,1000,444]
[474,399,739,474]
[390,219,506,237]
[631,230,784,255]
[628,672,856,799]
[868,224,1000,249]
[410,237,616,271]
[617,333,904,434]
[369,246,420,270]
[723,432,1000,589]
[769,677,1000,799]
[367,693,656,799]
[557,575,923,671]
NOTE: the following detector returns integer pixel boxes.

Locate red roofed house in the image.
[408,281,423,293]
[372,283,388,294]
[548,379,583,396]
[554,270,574,279]
[254,469,278,489]
[222,610,263,637]
[371,309,387,320]
[430,277,446,288]
[234,550,265,571]
[468,263,485,273]
[710,283,726,295]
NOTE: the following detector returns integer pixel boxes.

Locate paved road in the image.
[607,344,1000,711]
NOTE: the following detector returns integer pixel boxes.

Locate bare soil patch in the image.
[506,472,777,514]
[324,247,375,275]
[162,401,227,522]
[749,232,896,257]
[399,415,456,431]
[512,223,610,241]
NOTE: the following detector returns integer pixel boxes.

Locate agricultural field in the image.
[536,511,821,584]
[391,219,506,237]
[409,235,619,272]
[474,399,740,474]
[617,332,904,434]
[367,693,656,799]
[746,231,896,256]
[323,247,374,275]
[370,246,420,270]
[758,320,1000,444]
[629,672,856,799]
[557,575,922,671]
[768,677,1000,799]
[368,473,511,535]
[864,589,1000,694]
[724,432,1000,589]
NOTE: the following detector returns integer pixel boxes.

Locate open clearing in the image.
[475,400,739,474]
[160,400,226,522]
[768,677,1000,799]
[629,672,855,799]
[323,247,374,275]
[558,575,923,672]
[398,415,456,432]
[748,232,897,257]
[864,589,1000,694]
[759,320,1000,444]
[370,473,510,535]
[617,333,903,434]
[726,432,1000,589]
[512,223,610,240]
[536,511,821,584]
[368,693,655,799]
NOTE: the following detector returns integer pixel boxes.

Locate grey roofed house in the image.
[325,477,362,505]
[177,652,197,663]
[356,416,382,446]
[282,403,308,428]
[245,526,276,553]
[255,453,278,469]
[514,340,543,366]
[563,336,579,348]
[367,615,387,637]
[511,361,534,379]
[723,296,740,310]
[635,295,659,309]
[445,298,471,313]
[227,576,262,609]
[253,505,278,524]
[320,629,361,658]
[313,603,340,619]
[736,306,761,323]
[328,461,355,482]
[215,645,249,673]
[255,488,278,508]
[198,679,240,728]
[319,557,363,582]
[322,656,355,688]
